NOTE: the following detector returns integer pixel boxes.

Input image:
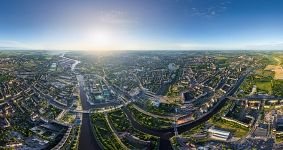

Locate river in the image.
[61,53,101,150]
[63,52,248,150]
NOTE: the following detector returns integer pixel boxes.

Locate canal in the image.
[78,113,101,150]
[63,53,101,150]
[77,75,101,150]
[68,52,247,150]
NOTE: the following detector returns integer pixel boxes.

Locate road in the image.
[119,70,248,149]
[67,53,249,149]
[132,104,176,120]
[122,107,175,149]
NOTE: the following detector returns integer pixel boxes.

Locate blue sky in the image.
[1,0,283,50]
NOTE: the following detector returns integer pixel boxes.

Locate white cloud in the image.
[99,10,139,25]
[245,41,283,50]
[190,0,231,18]
[173,41,283,50]
[0,40,22,47]
[0,40,45,50]
[0,40,29,50]
[173,42,230,50]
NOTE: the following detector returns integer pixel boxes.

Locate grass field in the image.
[256,81,272,94]
[208,100,249,138]
[240,67,276,96]
[211,119,249,137]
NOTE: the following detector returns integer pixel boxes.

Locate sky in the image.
[1,0,283,50]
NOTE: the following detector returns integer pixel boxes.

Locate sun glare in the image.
[84,30,114,50]
[93,32,111,45]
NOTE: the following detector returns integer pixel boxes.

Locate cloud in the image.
[0,40,30,50]
[99,9,139,25]
[245,41,283,50]
[0,40,43,50]
[174,41,244,50]
[190,0,231,18]
[174,40,283,50]
[0,40,22,47]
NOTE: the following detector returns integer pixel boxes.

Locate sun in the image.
[83,30,115,50]
[93,32,111,45]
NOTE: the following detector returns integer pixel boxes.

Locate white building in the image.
[208,127,231,141]
[168,63,179,71]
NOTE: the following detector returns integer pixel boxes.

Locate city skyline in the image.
[1,0,283,50]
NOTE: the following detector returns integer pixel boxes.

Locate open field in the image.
[265,65,283,80]
[256,81,272,94]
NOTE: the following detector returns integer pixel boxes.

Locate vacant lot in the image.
[265,65,283,80]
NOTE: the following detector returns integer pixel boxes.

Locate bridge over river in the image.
[61,53,250,150]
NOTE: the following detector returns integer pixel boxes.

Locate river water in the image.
[63,52,246,150]
[61,53,101,150]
